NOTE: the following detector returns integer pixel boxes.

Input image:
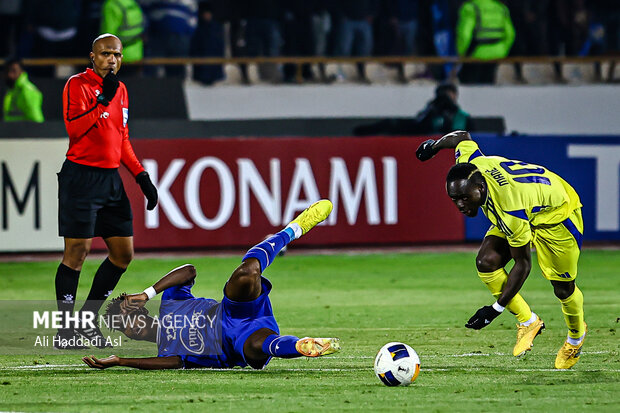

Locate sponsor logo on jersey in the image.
[179,310,206,354]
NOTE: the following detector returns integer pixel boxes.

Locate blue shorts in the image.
[163,277,279,369]
[220,276,280,369]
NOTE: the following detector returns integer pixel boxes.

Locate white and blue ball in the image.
[374,342,420,386]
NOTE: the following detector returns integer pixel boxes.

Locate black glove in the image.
[98,71,119,106]
[465,305,502,330]
[136,171,158,211]
[416,139,438,161]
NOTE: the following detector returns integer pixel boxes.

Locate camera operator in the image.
[353,83,473,136]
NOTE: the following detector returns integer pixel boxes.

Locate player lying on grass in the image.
[82,200,340,370]
[417,131,587,369]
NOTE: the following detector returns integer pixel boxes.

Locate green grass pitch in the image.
[0,249,618,412]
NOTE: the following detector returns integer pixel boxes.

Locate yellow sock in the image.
[478,268,532,323]
[559,286,585,339]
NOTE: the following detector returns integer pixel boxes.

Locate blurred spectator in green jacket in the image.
[456,0,515,84]
[101,0,145,76]
[3,58,44,122]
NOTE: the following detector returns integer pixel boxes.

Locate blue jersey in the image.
[158,281,226,367]
[157,277,280,369]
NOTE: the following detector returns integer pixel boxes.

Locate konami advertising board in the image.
[121,137,462,249]
[2,135,618,252]
[0,136,461,251]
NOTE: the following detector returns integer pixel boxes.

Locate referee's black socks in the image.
[80,257,126,316]
[55,263,81,333]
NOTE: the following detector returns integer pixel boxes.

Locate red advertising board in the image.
[96,136,462,249]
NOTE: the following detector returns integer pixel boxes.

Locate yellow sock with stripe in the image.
[559,286,585,339]
[478,268,533,323]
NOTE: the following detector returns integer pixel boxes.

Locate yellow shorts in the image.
[485,208,583,282]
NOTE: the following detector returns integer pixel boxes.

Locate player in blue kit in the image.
[82,200,340,370]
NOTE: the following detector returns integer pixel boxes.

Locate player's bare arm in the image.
[433,130,472,150]
[465,243,533,330]
[152,264,196,292]
[416,130,472,161]
[497,244,532,307]
[121,264,197,312]
[83,355,182,370]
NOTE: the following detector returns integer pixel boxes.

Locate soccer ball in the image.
[374,342,420,386]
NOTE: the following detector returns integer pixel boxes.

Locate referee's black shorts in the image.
[57,160,133,239]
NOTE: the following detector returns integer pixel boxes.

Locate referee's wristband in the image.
[143,286,157,300]
[492,301,505,313]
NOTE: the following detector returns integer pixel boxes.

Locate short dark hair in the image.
[446,163,483,185]
[103,293,127,331]
[92,33,121,50]
[199,0,212,13]
[4,57,24,68]
[4,57,22,71]
[435,82,457,97]
[104,293,150,332]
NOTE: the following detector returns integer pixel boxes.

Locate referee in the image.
[55,34,158,349]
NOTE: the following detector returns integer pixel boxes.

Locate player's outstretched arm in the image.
[416,130,473,161]
[83,355,182,370]
[121,264,197,312]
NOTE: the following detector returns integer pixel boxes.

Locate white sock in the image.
[286,223,302,240]
[567,331,585,346]
[520,312,538,327]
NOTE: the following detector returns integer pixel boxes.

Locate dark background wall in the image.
[0,117,505,139]
[1,76,504,136]
[0,76,188,121]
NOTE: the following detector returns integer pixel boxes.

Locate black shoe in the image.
[75,324,112,349]
[54,329,89,350]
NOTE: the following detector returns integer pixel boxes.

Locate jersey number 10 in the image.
[499,161,551,185]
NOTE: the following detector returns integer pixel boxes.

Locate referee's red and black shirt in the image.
[62,68,144,177]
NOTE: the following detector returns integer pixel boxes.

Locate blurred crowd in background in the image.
[0,0,618,85]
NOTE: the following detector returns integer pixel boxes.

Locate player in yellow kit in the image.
[416,131,586,369]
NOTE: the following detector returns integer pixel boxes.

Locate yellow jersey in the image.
[455,140,582,247]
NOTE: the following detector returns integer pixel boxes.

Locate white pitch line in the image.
[515,368,620,372]
[208,368,371,372]
[3,363,84,370]
[331,354,501,359]
[331,351,609,359]
[2,365,619,373]
[0,351,613,371]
